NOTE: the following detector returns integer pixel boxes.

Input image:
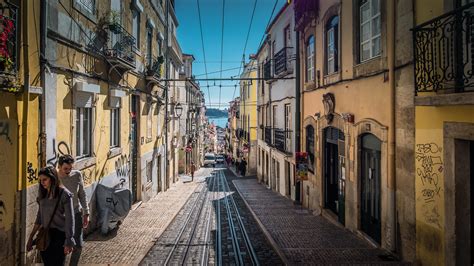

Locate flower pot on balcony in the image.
[108,22,122,34]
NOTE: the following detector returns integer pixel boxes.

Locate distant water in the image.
[209,116,228,128]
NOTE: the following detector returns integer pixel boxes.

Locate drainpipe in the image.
[164,0,169,188]
[40,0,47,167]
[19,0,30,264]
[295,30,301,203]
[387,0,397,252]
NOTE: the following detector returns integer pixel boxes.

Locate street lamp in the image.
[174,103,183,118]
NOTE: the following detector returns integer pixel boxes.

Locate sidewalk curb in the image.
[131,181,202,265]
[232,179,290,266]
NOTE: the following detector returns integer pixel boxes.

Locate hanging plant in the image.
[106,11,122,34]
[0,14,15,74]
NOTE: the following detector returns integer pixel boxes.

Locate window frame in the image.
[325,16,339,75]
[306,35,315,82]
[76,107,93,159]
[306,125,315,173]
[110,108,120,148]
[146,25,153,66]
[358,0,381,62]
[132,7,141,49]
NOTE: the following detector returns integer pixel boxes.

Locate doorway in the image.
[360,134,382,243]
[157,155,162,192]
[323,127,345,224]
[130,95,140,203]
[286,161,292,198]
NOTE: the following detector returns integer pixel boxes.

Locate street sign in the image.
[185,146,192,153]
[295,152,308,180]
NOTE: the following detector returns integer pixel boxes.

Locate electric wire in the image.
[196,0,212,107]
[218,0,226,110]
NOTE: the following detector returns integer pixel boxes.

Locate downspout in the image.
[295,30,301,203]
[40,0,47,167]
[388,0,397,252]
[19,0,30,264]
[164,0,169,188]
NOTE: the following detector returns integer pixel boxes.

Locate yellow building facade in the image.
[412,1,474,265]
[239,59,258,174]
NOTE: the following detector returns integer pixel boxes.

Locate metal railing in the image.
[263,60,272,80]
[264,127,272,146]
[274,47,292,76]
[146,56,163,79]
[412,2,474,94]
[77,0,95,14]
[294,0,318,31]
[104,24,136,68]
[273,128,292,154]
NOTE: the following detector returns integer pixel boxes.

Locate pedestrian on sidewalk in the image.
[27,166,75,265]
[57,155,90,266]
[240,158,247,176]
[190,161,196,182]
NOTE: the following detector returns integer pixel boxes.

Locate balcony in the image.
[263,59,272,82]
[104,24,136,70]
[273,128,292,154]
[274,47,293,76]
[0,3,18,93]
[146,56,164,82]
[294,0,319,31]
[412,2,474,95]
[264,127,272,146]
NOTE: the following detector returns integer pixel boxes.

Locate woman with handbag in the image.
[26,166,76,265]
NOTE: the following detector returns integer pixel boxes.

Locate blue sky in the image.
[175,0,285,109]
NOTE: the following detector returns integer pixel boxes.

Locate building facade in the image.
[238,59,258,174]
[294,0,415,261]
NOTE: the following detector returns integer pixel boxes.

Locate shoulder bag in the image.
[35,189,63,251]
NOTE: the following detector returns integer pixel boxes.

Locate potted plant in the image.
[0,15,15,74]
[107,11,122,34]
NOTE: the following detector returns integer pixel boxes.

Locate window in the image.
[284,104,291,151]
[306,125,315,172]
[77,0,95,14]
[284,24,291,47]
[147,104,153,140]
[76,108,93,158]
[306,35,315,82]
[146,160,152,183]
[326,16,339,74]
[132,7,140,48]
[359,0,381,62]
[110,108,120,148]
[146,26,153,66]
[157,35,163,56]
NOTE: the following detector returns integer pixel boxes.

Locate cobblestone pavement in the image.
[141,166,283,265]
[78,168,212,265]
[232,176,405,265]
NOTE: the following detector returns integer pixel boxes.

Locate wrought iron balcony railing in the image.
[273,128,292,154]
[263,59,272,81]
[104,24,136,69]
[264,127,272,146]
[0,3,18,91]
[294,0,319,31]
[412,2,474,94]
[146,56,164,80]
[274,47,293,76]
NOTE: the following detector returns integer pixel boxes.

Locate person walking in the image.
[190,161,196,182]
[27,166,75,266]
[240,158,247,176]
[57,155,90,266]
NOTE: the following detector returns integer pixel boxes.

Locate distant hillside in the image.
[206,108,228,117]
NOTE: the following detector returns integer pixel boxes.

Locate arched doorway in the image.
[323,127,345,224]
[360,133,382,243]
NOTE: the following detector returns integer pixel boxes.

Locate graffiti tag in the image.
[416,143,443,203]
[106,197,118,208]
[46,139,71,166]
[81,168,93,186]
[26,162,38,184]
[0,194,5,224]
[0,121,12,144]
[115,154,130,179]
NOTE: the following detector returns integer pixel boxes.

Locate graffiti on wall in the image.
[115,154,130,179]
[47,139,71,167]
[416,142,443,228]
[81,168,93,186]
[26,162,38,184]
[0,121,12,145]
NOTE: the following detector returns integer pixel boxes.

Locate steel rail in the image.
[222,170,260,266]
[164,183,207,265]
[201,172,217,265]
[221,170,244,265]
[215,171,222,266]
[180,175,214,265]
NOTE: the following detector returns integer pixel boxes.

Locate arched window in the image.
[325,16,339,74]
[306,125,315,172]
[306,35,315,82]
[359,0,381,61]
